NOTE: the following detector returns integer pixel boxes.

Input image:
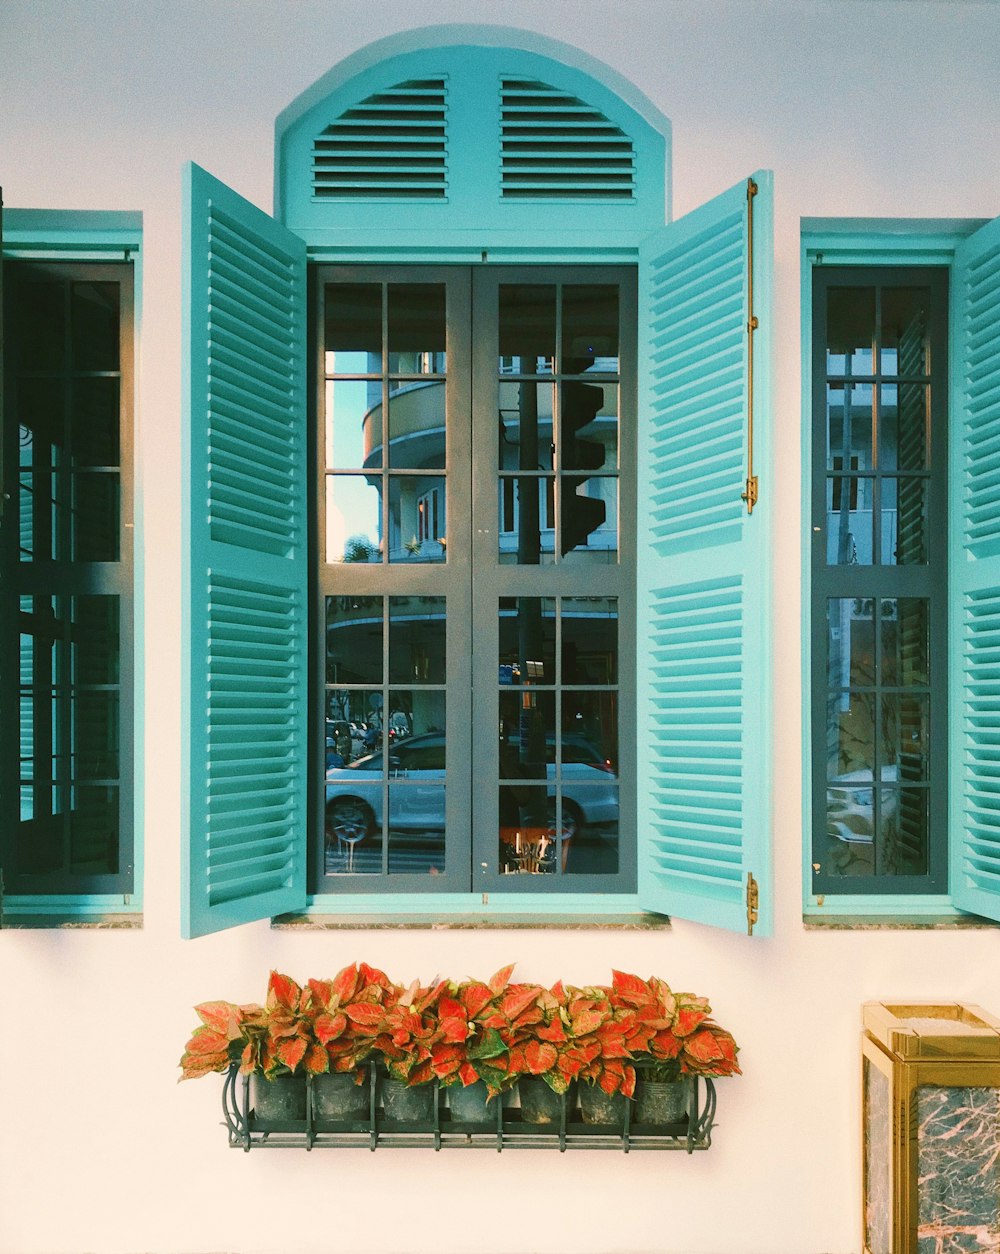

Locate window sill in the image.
[804,913,997,930]
[273,911,670,931]
[1,913,142,930]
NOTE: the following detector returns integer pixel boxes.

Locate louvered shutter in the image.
[181,164,308,938]
[636,172,773,936]
[950,213,1000,922]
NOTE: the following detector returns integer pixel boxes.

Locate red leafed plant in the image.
[308,962,397,1077]
[179,999,267,1081]
[371,976,449,1085]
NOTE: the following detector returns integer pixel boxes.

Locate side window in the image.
[1,255,136,910]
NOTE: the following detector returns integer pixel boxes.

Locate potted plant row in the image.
[180,964,740,1138]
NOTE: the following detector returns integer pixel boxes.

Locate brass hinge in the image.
[741,475,759,511]
[746,871,759,936]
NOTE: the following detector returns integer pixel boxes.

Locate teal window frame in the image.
[1,208,143,924]
[801,218,990,920]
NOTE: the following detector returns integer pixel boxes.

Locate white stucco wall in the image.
[1,2,999,1252]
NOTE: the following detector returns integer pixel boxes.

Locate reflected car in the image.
[324,731,618,851]
[827,767,898,845]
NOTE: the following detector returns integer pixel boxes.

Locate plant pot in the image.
[312,1071,371,1121]
[249,1072,306,1121]
[578,1083,628,1127]
[635,1077,689,1125]
[447,1080,497,1123]
[380,1076,435,1122]
[518,1076,570,1125]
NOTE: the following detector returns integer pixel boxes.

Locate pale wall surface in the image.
[1,2,999,1252]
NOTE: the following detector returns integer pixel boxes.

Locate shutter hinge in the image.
[743,178,759,514]
[746,871,759,936]
[741,475,759,511]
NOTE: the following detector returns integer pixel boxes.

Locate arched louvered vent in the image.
[500,78,635,199]
[312,79,447,199]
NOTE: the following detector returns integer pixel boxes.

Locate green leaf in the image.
[468,1027,507,1061]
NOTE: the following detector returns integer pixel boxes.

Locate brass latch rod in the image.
[746,871,759,936]
[741,178,759,514]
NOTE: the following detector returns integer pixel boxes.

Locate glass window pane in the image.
[826,383,872,472]
[880,692,929,778]
[881,288,930,376]
[826,475,874,565]
[500,690,555,779]
[389,596,446,684]
[386,379,445,469]
[560,380,615,472]
[562,691,617,779]
[880,383,928,472]
[71,378,120,468]
[825,784,875,876]
[498,381,555,471]
[881,477,927,565]
[562,597,618,684]
[499,597,556,686]
[499,785,556,875]
[73,596,119,685]
[388,284,446,373]
[326,379,381,470]
[73,472,119,561]
[880,598,929,687]
[498,285,556,373]
[388,475,446,562]
[561,475,616,561]
[388,785,446,875]
[827,598,874,691]
[69,785,119,874]
[73,690,119,780]
[326,475,382,563]
[325,597,383,685]
[325,689,380,764]
[324,283,381,374]
[387,689,445,747]
[499,476,554,564]
[826,287,874,376]
[562,285,619,373]
[71,281,119,371]
[880,787,928,876]
[324,783,382,875]
[563,785,619,875]
[826,689,875,781]
[20,281,66,370]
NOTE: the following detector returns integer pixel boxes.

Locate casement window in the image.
[0,206,141,921]
[804,218,1000,921]
[180,34,773,939]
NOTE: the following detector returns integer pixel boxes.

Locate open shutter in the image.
[182,163,308,938]
[950,213,1000,921]
[637,172,773,935]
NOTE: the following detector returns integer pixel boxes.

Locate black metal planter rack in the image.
[221,1065,716,1153]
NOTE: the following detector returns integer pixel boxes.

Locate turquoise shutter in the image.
[637,172,773,936]
[950,213,1000,922]
[181,163,308,938]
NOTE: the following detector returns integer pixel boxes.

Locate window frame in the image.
[801,218,986,919]
[0,208,143,923]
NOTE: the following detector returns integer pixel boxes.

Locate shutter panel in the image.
[182,163,308,938]
[637,172,773,935]
[950,213,1000,922]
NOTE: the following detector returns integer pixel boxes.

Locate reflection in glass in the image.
[882,477,927,565]
[389,596,446,684]
[880,383,927,472]
[325,689,382,766]
[827,598,874,691]
[388,476,446,562]
[882,787,928,875]
[387,691,445,768]
[73,596,119,685]
[498,476,554,564]
[73,472,119,561]
[561,476,616,561]
[881,288,930,376]
[326,475,381,563]
[826,286,875,376]
[826,784,875,875]
[499,785,554,875]
[826,383,872,472]
[562,285,619,373]
[498,285,556,373]
[499,597,555,685]
[826,689,875,781]
[500,690,555,781]
[388,284,446,373]
[68,785,119,875]
[826,475,874,565]
[326,379,381,470]
[563,785,619,875]
[20,281,66,370]
[880,599,929,687]
[73,690,118,779]
[71,282,119,370]
[324,283,381,374]
[324,783,381,875]
[388,785,446,875]
[562,691,617,778]
[386,379,446,469]
[498,381,555,471]
[562,597,617,684]
[72,378,120,467]
[881,693,929,777]
[560,379,614,472]
[325,597,383,685]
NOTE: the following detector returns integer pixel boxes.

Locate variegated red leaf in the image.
[524,1041,558,1075]
[488,964,515,994]
[303,1043,330,1075]
[314,1011,348,1045]
[266,971,301,1011]
[277,1036,308,1072]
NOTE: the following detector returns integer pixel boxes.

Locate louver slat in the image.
[312,79,447,199]
[637,174,773,935]
[183,163,307,938]
[952,213,1000,922]
[500,79,635,199]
